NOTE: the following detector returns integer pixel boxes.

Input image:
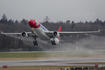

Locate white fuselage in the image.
[31,24,59,44]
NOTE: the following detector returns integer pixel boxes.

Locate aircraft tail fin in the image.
[58,26,62,32]
[57,26,62,40]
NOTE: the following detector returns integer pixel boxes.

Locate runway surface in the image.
[0,58,105,66]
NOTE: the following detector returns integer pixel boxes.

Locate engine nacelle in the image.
[53,31,60,38]
[22,32,29,37]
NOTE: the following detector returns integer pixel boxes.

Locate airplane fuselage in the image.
[28,19,59,44]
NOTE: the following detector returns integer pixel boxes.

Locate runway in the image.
[0,58,105,66]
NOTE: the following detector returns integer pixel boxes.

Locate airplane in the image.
[1,19,101,46]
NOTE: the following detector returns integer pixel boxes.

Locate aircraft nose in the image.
[28,20,32,24]
[28,19,40,28]
[28,20,35,28]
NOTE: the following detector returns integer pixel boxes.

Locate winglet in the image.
[98,29,101,32]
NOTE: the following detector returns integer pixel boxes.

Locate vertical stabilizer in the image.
[58,26,62,32]
[57,26,62,40]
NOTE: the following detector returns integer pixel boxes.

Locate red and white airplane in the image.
[1,19,101,46]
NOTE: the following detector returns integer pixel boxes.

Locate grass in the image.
[0,51,105,60]
[0,52,46,58]
[0,51,86,58]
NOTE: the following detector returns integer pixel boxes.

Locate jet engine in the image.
[53,31,60,38]
[22,32,29,37]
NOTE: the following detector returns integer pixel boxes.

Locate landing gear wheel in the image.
[51,41,56,45]
[33,41,38,46]
[33,36,38,46]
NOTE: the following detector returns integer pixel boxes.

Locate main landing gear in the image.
[51,40,56,45]
[33,41,38,46]
[33,37,38,46]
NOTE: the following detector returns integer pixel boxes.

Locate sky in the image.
[0,0,105,22]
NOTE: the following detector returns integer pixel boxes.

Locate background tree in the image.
[66,20,70,24]
[71,21,75,29]
[0,14,7,23]
[44,16,50,23]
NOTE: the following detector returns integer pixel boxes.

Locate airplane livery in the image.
[1,19,101,46]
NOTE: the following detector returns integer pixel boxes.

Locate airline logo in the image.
[35,21,40,28]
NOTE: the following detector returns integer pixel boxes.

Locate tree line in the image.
[0,14,105,51]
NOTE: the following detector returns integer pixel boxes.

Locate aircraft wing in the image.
[1,31,37,37]
[45,29,101,37]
